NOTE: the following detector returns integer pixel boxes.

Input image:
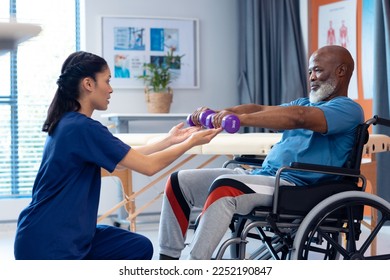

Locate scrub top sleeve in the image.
[79,120,131,172]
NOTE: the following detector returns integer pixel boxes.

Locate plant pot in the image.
[144,87,173,113]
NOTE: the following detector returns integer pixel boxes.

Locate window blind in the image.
[0,0,79,198]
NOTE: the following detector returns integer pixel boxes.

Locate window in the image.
[0,0,80,198]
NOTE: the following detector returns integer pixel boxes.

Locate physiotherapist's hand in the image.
[187,127,222,147]
[167,122,201,145]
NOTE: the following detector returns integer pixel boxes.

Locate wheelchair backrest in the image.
[343,121,370,171]
[344,115,390,172]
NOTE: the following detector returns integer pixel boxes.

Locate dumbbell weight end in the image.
[199,109,216,127]
[187,114,195,126]
[222,114,240,133]
[205,113,215,128]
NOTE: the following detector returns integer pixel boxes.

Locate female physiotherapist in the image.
[14,51,221,259]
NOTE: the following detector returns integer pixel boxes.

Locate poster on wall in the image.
[318,0,357,99]
[102,16,199,89]
[361,0,374,100]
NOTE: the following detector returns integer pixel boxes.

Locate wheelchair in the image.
[212,116,390,260]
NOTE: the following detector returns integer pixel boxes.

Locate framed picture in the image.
[102,16,199,89]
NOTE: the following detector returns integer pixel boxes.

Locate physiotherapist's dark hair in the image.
[42,51,108,135]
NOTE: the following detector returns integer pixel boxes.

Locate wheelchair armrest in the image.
[272,162,365,215]
[233,155,265,165]
[223,155,265,168]
[289,162,360,176]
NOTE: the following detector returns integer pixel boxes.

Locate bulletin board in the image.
[102,16,200,89]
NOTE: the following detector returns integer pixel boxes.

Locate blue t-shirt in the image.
[252,96,364,185]
[14,112,130,259]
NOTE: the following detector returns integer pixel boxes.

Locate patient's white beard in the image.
[309,81,336,103]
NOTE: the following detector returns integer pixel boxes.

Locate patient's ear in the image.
[336,64,347,77]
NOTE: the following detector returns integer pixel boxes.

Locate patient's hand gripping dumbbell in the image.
[186,109,214,127]
[187,109,240,133]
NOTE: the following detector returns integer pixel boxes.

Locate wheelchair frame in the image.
[214,116,390,260]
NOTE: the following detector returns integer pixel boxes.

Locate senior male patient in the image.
[158,45,364,260]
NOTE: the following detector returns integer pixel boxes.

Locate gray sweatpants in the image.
[158,168,294,260]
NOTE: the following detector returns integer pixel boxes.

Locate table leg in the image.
[99,168,136,231]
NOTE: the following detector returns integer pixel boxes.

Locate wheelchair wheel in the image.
[291,191,390,260]
[229,217,292,260]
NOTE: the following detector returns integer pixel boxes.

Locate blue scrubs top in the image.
[14,112,130,259]
[252,96,364,185]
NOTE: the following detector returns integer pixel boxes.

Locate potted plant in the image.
[138,49,184,113]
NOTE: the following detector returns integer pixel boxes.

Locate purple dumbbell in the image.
[205,113,215,128]
[199,109,215,127]
[222,114,240,133]
[186,114,195,126]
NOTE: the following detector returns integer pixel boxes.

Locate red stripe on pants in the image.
[202,186,244,213]
[165,179,189,237]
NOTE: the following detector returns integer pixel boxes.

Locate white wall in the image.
[82,0,240,125]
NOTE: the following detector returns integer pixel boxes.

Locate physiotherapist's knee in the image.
[135,234,154,260]
[143,237,154,260]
